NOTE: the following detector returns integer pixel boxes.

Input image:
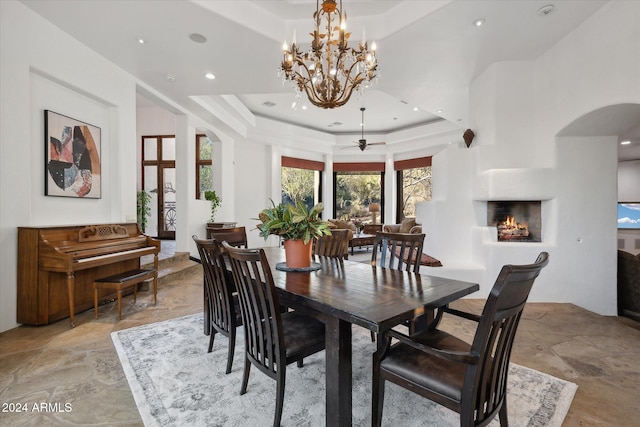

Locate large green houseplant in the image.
[257,199,331,268]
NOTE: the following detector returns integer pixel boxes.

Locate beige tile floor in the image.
[1,247,639,426]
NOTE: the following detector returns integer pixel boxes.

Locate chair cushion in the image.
[281,312,326,357]
[380,329,470,402]
[399,218,416,233]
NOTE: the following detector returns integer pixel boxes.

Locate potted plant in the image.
[204,190,222,222]
[136,190,152,233]
[257,199,331,268]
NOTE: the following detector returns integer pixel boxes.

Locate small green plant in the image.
[204,190,222,222]
[136,190,152,233]
[257,199,331,244]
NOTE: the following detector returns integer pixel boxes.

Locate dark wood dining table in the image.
[259,247,479,426]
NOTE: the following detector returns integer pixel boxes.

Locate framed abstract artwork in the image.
[44,110,101,198]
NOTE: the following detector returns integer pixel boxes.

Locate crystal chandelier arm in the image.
[289,57,332,107]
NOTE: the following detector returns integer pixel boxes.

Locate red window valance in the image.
[333,162,385,172]
[394,156,432,170]
[281,156,325,171]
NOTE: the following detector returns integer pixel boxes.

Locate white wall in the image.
[234,139,275,248]
[0,1,139,332]
[618,160,640,203]
[416,1,640,315]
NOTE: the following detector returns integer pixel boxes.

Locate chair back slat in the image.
[314,229,349,259]
[223,243,284,375]
[465,252,549,424]
[371,231,425,273]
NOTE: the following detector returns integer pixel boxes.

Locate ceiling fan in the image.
[344,107,386,151]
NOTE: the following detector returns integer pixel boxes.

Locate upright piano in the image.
[17,223,160,326]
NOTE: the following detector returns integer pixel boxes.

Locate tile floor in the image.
[1,245,639,426]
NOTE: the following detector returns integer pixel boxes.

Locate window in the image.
[196,134,213,199]
[141,135,176,238]
[333,162,385,224]
[281,156,323,210]
[395,157,432,221]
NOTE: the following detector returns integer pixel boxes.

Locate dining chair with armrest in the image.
[222,242,326,427]
[192,236,242,374]
[372,252,550,427]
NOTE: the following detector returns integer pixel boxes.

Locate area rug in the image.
[112,314,577,427]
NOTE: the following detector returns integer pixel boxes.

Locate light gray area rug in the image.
[112,314,577,427]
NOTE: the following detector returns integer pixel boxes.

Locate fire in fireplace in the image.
[487,201,542,242]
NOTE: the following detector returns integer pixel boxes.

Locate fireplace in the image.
[487,201,542,242]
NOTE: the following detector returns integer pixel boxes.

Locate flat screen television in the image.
[618,203,640,229]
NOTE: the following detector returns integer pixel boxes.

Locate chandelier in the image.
[280,0,378,109]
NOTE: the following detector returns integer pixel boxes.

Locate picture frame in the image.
[44,110,101,198]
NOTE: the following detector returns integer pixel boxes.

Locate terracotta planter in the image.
[283,239,313,268]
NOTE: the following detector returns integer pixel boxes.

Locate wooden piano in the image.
[17,223,160,327]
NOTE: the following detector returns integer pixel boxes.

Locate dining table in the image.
[259,247,479,427]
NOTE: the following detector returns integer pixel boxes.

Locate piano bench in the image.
[93,268,157,321]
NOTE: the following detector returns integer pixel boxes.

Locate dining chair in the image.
[192,236,242,374]
[371,231,425,273]
[372,252,550,427]
[206,226,248,248]
[314,228,350,260]
[222,242,326,427]
[370,231,426,340]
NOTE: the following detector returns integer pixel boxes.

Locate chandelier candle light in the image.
[280,0,378,109]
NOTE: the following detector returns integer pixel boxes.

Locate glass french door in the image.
[142,136,176,239]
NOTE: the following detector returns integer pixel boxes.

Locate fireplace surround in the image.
[487,201,542,242]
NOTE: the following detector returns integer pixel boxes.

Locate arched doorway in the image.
[557,103,640,319]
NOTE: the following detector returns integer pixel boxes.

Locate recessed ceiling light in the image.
[302,105,307,110]
[621,140,631,145]
[473,18,485,27]
[189,33,207,43]
[412,107,419,111]
[436,109,443,114]
[137,38,145,44]
[205,73,215,80]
